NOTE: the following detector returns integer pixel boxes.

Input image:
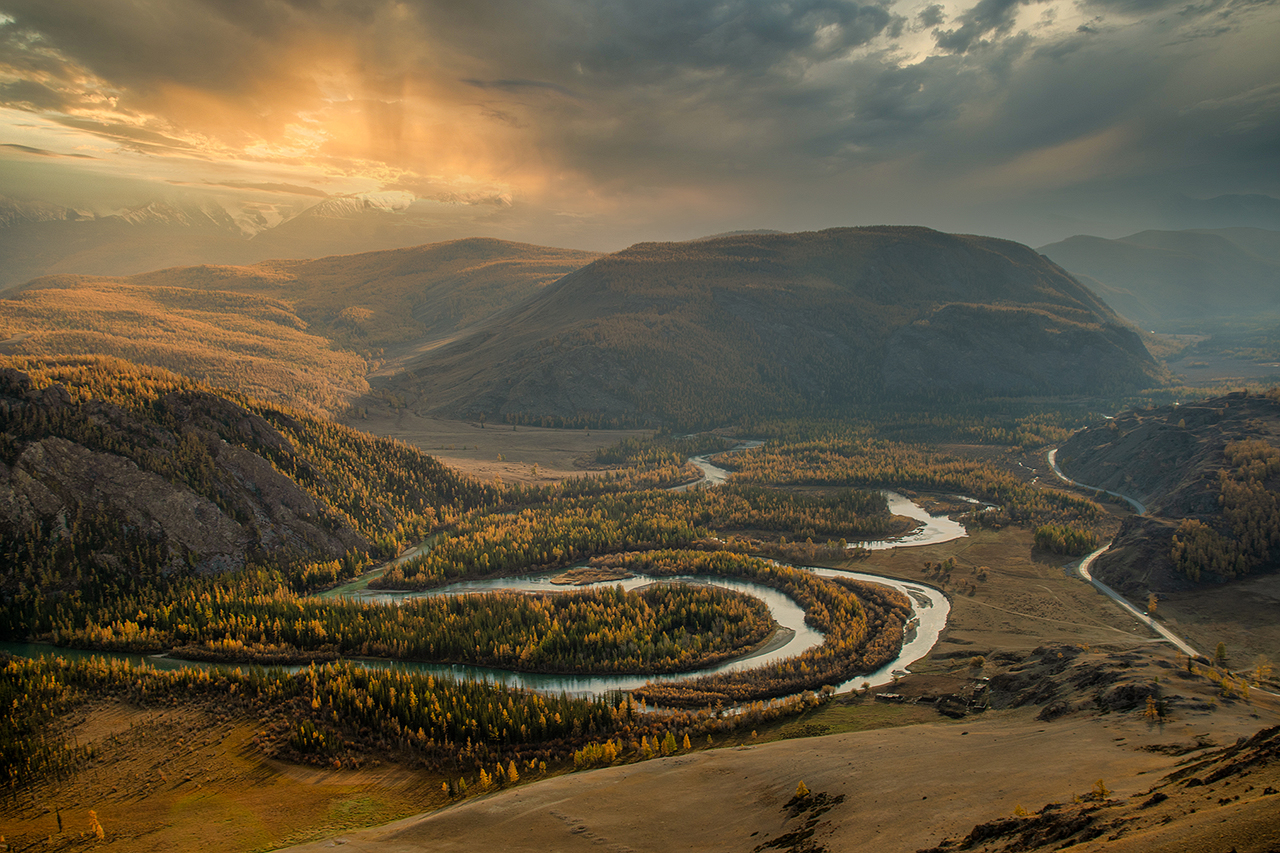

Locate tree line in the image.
[40,579,772,676]
[584,550,911,707]
[710,432,1103,532]
[1171,437,1280,581]
[374,486,894,589]
[2,650,836,796]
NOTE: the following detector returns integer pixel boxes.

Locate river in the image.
[5,445,964,698]
[0,566,947,697]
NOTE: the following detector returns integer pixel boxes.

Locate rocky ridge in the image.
[0,368,364,581]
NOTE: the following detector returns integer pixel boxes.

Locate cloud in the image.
[0,141,95,158]
[918,4,947,26]
[462,78,580,98]
[934,0,1047,53]
[167,179,330,197]
[0,0,1273,248]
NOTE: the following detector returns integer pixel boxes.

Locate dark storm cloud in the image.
[5,0,882,105]
[568,0,896,77]
[934,0,1046,53]
[918,4,947,26]
[0,0,288,95]
[0,0,1274,247]
[1081,0,1277,19]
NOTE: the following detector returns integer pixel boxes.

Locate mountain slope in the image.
[1038,228,1280,330]
[0,238,598,414]
[389,226,1164,427]
[0,361,494,600]
[1055,390,1280,593]
[126,237,602,352]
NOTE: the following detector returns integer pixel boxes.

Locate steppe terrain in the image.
[7,458,1276,853]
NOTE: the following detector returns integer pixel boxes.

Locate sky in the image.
[0,0,1276,250]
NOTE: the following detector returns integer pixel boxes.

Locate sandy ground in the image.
[277,695,1275,853]
[1156,572,1280,665]
[341,406,653,484]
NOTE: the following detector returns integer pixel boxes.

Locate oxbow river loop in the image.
[6,447,966,699]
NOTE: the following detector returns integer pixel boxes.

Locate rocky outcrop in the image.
[0,368,365,584]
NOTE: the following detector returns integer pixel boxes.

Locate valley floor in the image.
[270,520,1280,852]
[7,517,1277,853]
[341,404,655,485]
[277,698,1277,853]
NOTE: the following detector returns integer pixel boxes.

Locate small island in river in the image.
[550,565,635,585]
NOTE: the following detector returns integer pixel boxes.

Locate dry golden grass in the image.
[0,283,369,415]
[1,699,446,853]
[122,239,600,355]
[0,238,599,415]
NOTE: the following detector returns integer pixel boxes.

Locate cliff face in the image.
[0,369,365,587]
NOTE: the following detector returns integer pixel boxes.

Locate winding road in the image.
[1047,448,1146,515]
[1075,545,1198,657]
[1049,448,1198,657]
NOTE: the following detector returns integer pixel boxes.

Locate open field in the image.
[1,700,448,853]
[1157,572,1280,665]
[342,404,655,484]
[847,526,1159,653]
[279,692,1278,853]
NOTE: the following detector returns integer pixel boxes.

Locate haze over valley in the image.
[1,1,1278,852]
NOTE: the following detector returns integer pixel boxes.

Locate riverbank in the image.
[13,519,1271,853]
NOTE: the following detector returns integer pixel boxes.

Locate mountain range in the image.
[0,193,520,290]
[0,238,598,416]
[1039,228,1280,330]
[387,226,1166,426]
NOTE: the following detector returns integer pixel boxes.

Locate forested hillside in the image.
[1055,390,1280,591]
[0,358,496,604]
[389,227,1165,428]
[0,238,598,415]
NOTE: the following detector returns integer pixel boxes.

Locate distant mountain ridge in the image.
[0,192,549,289]
[387,226,1165,427]
[1164,193,1280,232]
[1038,227,1280,330]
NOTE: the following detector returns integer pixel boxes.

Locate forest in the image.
[588,550,910,707]
[1,650,830,795]
[0,352,1167,806]
[709,428,1104,536]
[1171,436,1280,580]
[38,579,774,675]
[374,486,895,589]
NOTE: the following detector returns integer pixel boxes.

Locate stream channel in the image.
[4,445,964,698]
